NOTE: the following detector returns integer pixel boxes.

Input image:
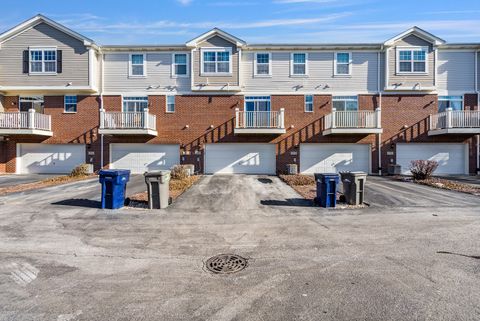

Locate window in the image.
[305,95,313,112]
[438,96,463,112]
[255,53,271,76]
[201,48,231,74]
[291,53,307,76]
[335,52,351,75]
[397,48,427,73]
[19,96,44,113]
[166,95,175,113]
[29,48,56,74]
[172,53,188,77]
[129,54,146,77]
[123,97,148,112]
[332,96,358,111]
[245,96,271,127]
[64,96,77,113]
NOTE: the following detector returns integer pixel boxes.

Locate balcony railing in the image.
[323,108,382,135]
[234,108,286,134]
[430,109,480,129]
[99,109,157,135]
[0,110,52,136]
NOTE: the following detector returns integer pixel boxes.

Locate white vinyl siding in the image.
[437,51,476,93]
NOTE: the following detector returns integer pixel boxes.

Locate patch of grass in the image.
[279,174,315,186]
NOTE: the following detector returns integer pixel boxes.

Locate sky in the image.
[1,0,480,45]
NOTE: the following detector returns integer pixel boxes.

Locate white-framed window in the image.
[290,53,308,76]
[305,95,313,112]
[396,47,427,74]
[335,52,352,76]
[438,96,463,112]
[123,96,148,112]
[254,52,271,76]
[332,96,358,111]
[166,95,175,113]
[172,53,189,77]
[201,48,232,75]
[129,53,146,77]
[19,96,44,113]
[29,47,57,74]
[64,95,77,113]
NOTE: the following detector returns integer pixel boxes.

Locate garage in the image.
[300,144,371,174]
[17,143,86,174]
[205,143,276,174]
[110,144,180,174]
[396,143,468,175]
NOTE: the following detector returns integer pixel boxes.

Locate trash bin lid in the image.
[348,171,367,176]
[99,169,131,177]
[144,170,171,177]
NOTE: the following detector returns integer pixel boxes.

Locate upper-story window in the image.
[64,95,77,113]
[29,48,57,74]
[397,47,427,73]
[254,53,271,76]
[129,54,146,77]
[333,96,358,111]
[172,53,188,77]
[335,52,352,76]
[123,96,148,112]
[201,48,231,75]
[438,96,463,112]
[305,95,313,112]
[291,53,308,76]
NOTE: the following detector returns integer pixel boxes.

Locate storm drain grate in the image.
[205,254,247,274]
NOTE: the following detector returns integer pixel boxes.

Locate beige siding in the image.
[241,51,380,94]
[193,36,239,86]
[437,51,476,93]
[387,35,435,88]
[0,23,89,86]
[103,52,191,93]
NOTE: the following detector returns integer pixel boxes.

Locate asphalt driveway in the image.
[0,175,479,321]
[0,174,59,188]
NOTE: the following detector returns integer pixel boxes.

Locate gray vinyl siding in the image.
[241,51,380,94]
[193,36,239,86]
[103,52,190,93]
[437,51,476,93]
[387,35,435,88]
[0,23,89,86]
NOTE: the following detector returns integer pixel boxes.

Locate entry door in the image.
[245,97,271,127]
[19,97,44,113]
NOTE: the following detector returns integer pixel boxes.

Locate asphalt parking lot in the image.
[0,174,59,188]
[0,175,479,321]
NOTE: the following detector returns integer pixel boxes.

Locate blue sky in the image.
[1,0,480,44]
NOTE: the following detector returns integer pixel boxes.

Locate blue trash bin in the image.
[99,169,131,209]
[314,173,340,208]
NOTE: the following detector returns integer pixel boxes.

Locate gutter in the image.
[377,48,383,175]
[100,49,105,171]
[476,50,480,175]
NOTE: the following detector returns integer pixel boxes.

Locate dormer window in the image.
[29,47,57,74]
[397,47,427,74]
[201,48,231,75]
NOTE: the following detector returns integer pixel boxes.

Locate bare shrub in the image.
[170,165,189,180]
[70,164,91,177]
[409,160,438,180]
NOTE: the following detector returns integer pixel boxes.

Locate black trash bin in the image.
[99,169,130,209]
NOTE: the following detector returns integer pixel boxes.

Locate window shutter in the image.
[23,50,29,73]
[57,50,62,73]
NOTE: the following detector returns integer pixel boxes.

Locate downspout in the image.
[100,50,105,171]
[476,49,479,175]
[377,48,383,175]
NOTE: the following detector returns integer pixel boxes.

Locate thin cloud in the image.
[176,0,193,5]
[426,10,480,15]
[274,0,336,3]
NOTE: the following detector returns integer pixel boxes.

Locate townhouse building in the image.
[0,15,479,175]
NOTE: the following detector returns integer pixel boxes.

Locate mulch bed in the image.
[0,174,96,196]
[392,175,480,196]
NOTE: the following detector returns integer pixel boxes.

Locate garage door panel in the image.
[18,144,86,174]
[300,144,370,174]
[397,143,466,175]
[110,144,179,174]
[205,144,276,174]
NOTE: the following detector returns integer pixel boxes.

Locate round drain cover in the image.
[205,254,247,274]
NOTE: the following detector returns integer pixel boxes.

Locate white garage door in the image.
[300,144,370,174]
[397,143,467,175]
[110,144,180,174]
[17,143,85,174]
[205,143,276,174]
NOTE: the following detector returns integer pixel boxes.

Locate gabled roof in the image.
[384,26,446,46]
[186,28,246,48]
[0,14,96,47]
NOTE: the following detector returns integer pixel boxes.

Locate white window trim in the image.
[122,96,149,113]
[171,52,189,78]
[128,53,147,78]
[438,95,464,111]
[166,95,175,113]
[290,53,308,77]
[332,95,359,111]
[304,94,314,113]
[396,46,429,75]
[334,52,352,77]
[254,52,272,77]
[28,46,57,75]
[200,47,233,76]
[64,95,77,113]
